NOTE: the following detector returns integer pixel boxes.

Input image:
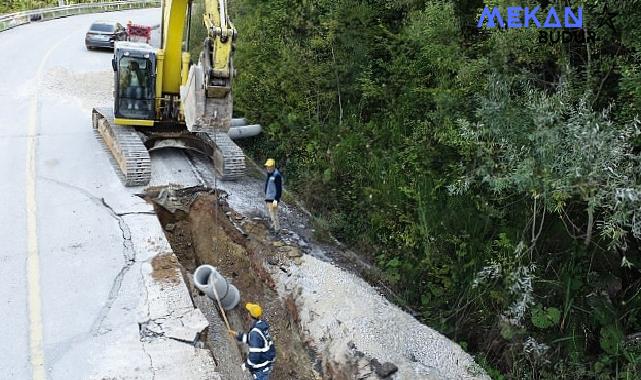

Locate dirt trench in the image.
[148,187,319,380]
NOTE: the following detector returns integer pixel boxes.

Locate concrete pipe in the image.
[228,124,262,140]
[193,264,216,293]
[193,265,241,310]
[231,118,248,127]
[208,270,241,310]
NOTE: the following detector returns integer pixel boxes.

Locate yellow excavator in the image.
[92,0,258,185]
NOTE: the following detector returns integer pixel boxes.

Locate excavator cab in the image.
[112,42,156,122]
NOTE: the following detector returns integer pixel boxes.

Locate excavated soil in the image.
[144,179,488,380]
[151,189,318,380]
[151,253,182,284]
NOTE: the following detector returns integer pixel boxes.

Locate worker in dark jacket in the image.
[263,158,282,232]
[229,303,276,380]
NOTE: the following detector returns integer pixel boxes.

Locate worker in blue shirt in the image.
[263,158,282,233]
[229,303,276,379]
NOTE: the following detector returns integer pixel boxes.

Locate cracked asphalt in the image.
[0,8,216,379]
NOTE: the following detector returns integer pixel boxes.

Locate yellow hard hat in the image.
[245,303,263,318]
[264,158,276,167]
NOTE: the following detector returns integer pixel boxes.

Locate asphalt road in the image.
[0,8,214,379]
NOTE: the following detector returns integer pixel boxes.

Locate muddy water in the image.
[152,190,318,380]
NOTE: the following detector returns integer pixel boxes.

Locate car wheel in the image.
[86,45,92,50]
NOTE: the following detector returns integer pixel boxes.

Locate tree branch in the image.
[331,45,343,126]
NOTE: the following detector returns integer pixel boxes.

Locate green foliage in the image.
[600,325,624,355]
[0,0,109,14]
[187,0,207,60]
[229,0,641,377]
[531,306,560,330]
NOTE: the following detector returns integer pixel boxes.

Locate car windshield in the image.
[90,23,114,32]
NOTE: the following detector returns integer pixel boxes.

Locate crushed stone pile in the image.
[272,252,488,380]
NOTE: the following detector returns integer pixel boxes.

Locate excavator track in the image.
[197,130,245,180]
[92,107,151,186]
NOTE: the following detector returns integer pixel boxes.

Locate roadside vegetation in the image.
[227,0,641,378]
[0,0,115,14]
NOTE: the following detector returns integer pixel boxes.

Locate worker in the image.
[120,60,146,110]
[229,303,276,380]
[263,158,282,233]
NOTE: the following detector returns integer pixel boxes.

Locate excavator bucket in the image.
[181,63,206,131]
[181,62,245,180]
[182,57,233,131]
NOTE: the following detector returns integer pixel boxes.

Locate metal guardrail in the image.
[0,1,160,33]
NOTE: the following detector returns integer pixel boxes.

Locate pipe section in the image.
[230,118,248,127]
[193,265,240,310]
[228,124,262,139]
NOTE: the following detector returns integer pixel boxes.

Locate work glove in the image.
[272,200,278,207]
